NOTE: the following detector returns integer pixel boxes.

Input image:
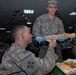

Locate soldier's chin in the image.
[50,13,55,16]
[28,40,32,44]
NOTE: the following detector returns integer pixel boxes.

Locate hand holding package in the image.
[57,36,66,42]
[35,36,43,43]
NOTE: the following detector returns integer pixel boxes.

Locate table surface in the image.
[47,60,65,75]
[55,66,64,75]
[47,66,65,75]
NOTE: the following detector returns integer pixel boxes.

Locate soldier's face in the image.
[47,6,57,16]
[22,27,33,44]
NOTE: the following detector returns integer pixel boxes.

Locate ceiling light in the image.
[69,12,76,15]
[24,9,34,14]
[27,22,32,24]
[6,31,10,33]
[0,28,6,30]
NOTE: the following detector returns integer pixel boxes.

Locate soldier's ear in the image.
[21,32,24,38]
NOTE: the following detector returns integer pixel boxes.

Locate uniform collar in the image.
[12,43,25,51]
[46,14,57,21]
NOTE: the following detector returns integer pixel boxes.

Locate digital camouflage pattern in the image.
[32,14,65,60]
[32,14,65,37]
[0,43,58,75]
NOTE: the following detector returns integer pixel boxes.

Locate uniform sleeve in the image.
[33,47,58,74]
[58,20,65,34]
[32,18,42,37]
[0,52,21,75]
[0,55,11,75]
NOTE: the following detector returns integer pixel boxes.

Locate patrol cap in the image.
[48,0,57,7]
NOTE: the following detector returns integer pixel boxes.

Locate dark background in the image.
[0,0,76,36]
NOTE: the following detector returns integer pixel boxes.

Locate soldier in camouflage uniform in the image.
[32,0,65,60]
[0,25,58,75]
[32,14,64,36]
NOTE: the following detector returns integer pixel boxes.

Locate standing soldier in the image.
[32,0,66,60]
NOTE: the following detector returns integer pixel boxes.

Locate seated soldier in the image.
[0,25,58,75]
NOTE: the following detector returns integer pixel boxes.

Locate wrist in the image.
[48,46,54,50]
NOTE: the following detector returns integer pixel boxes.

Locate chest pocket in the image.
[50,25,59,34]
[41,23,51,35]
[49,20,59,34]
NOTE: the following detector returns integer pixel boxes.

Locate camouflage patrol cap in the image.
[48,0,57,7]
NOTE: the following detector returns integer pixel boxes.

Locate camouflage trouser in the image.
[39,46,48,58]
[72,46,76,58]
[55,43,62,60]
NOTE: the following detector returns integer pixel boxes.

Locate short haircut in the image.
[11,25,26,41]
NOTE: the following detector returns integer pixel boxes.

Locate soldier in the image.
[0,25,58,75]
[32,0,66,60]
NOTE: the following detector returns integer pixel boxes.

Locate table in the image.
[47,66,65,75]
[55,66,64,75]
[47,60,65,75]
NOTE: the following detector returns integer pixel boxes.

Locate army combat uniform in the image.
[32,14,64,36]
[0,43,58,75]
[32,14,65,59]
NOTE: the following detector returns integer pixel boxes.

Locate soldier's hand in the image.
[35,36,43,43]
[57,36,66,42]
[49,40,56,48]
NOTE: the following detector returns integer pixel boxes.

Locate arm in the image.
[0,52,22,75]
[34,40,58,74]
[58,20,65,34]
[33,46,58,74]
[32,18,42,37]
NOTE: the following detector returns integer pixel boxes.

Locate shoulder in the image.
[26,50,35,56]
[55,16,62,22]
[2,50,12,64]
[36,14,48,21]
